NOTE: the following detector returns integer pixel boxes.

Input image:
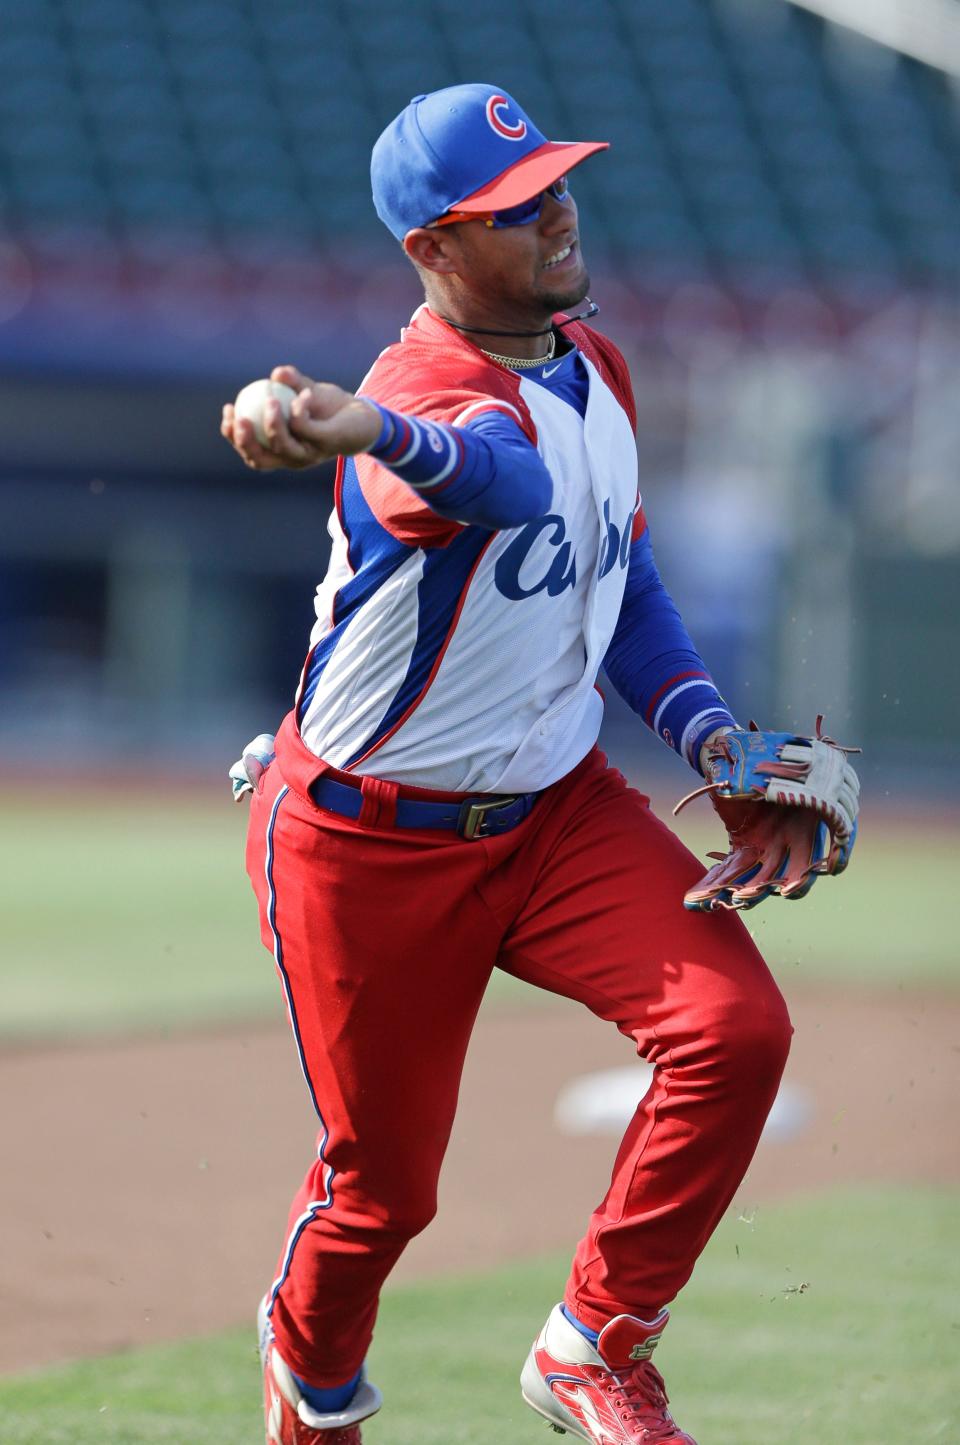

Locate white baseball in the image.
[234,379,298,446]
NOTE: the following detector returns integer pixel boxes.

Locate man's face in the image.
[440,185,590,319]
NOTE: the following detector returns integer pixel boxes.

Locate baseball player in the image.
[222,84,860,1445]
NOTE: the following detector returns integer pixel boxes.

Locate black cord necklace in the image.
[438,300,599,338]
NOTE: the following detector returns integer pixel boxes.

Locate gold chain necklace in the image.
[480,330,557,370]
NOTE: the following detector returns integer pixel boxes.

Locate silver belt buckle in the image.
[457,795,520,840]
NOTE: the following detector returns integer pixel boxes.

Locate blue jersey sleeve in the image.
[364,401,552,530]
[603,527,737,773]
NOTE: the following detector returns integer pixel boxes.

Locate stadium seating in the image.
[0,0,955,287]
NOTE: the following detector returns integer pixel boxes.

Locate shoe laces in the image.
[603,1360,677,1441]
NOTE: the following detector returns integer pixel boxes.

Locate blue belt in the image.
[310,776,540,840]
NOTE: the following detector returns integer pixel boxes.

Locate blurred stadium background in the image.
[0,3,957,1442]
[0,0,957,781]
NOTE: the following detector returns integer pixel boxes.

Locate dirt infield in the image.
[2,983,956,1375]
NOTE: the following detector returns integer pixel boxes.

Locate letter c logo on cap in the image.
[486,94,527,141]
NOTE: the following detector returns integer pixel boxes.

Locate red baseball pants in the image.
[246,714,791,1386]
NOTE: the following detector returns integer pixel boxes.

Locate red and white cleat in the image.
[258,1297,382,1445]
[520,1304,697,1443]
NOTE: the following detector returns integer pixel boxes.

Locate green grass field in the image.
[2,1187,955,1444]
[0,791,956,1040]
[1,789,955,1442]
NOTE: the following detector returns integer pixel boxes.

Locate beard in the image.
[535,264,591,316]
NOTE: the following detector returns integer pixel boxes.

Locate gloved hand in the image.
[228,733,277,802]
[676,717,861,912]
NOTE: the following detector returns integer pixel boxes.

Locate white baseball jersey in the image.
[295,306,642,793]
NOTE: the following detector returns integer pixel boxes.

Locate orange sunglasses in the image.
[427,176,570,230]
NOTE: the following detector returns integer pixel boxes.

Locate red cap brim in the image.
[452,140,609,212]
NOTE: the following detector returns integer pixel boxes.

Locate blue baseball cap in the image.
[371,83,608,240]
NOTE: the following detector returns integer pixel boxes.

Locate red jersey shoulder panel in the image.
[347,307,542,549]
[353,454,462,548]
[364,310,538,443]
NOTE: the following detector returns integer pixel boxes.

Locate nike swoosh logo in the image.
[542,363,562,378]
